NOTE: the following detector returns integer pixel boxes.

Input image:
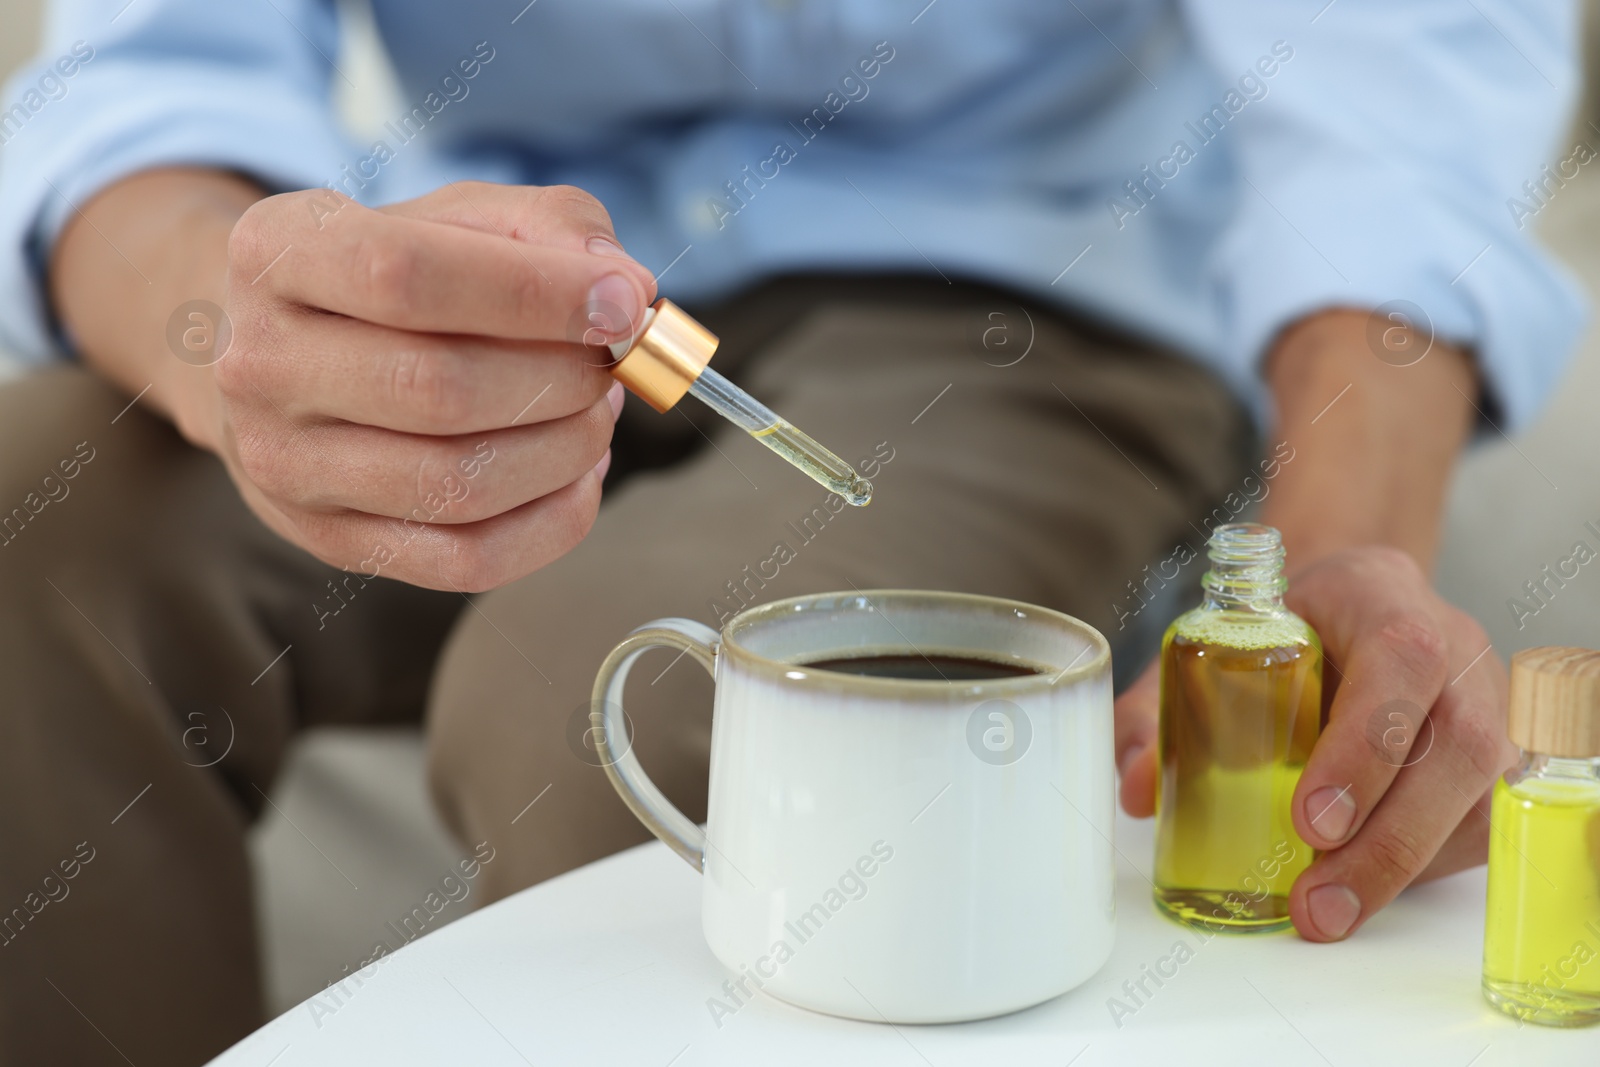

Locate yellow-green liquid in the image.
[1482,773,1600,1026]
[751,421,872,506]
[1154,612,1321,932]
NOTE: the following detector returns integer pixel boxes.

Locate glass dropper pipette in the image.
[605,299,873,506]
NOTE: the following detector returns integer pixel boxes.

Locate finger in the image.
[243,310,614,434]
[1413,781,1493,883]
[1289,636,1510,941]
[1286,551,1451,851]
[231,190,648,342]
[380,181,649,269]
[378,182,658,349]
[1115,661,1161,817]
[278,465,605,593]
[235,396,616,524]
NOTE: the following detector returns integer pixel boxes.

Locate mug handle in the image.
[591,618,719,872]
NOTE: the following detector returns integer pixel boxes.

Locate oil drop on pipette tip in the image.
[605,299,873,506]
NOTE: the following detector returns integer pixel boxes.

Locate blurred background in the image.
[3,0,1599,1017]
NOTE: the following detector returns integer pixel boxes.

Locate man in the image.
[0,0,1581,1062]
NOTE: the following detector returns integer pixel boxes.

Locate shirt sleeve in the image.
[0,0,354,363]
[1179,0,1587,431]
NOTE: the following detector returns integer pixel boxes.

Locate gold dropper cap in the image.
[607,298,718,413]
[1508,646,1600,757]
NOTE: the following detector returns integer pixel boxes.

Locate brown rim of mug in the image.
[718,589,1111,700]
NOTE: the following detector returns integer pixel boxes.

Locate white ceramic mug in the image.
[592,589,1115,1023]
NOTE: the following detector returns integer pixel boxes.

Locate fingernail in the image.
[594,448,613,483]
[587,235,628,258]
[1305,785,1357,843]
[606,381,624,421]
[1306,883,1361,940]
[586,274,642,341]
[1117,742,1147,777]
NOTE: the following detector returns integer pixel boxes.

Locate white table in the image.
[211,810,1596,1066]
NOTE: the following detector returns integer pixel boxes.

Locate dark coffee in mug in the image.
[800,653,1044,681]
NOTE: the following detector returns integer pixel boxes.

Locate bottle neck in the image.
[1515,751,1600,782]
[1200,523,1287,613]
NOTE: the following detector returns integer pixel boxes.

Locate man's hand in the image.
[1115,546,1514,941]
[1112,307,1497,941]
[53,173,656,590]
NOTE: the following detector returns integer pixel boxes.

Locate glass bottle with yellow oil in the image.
[1153,522,1322,932]
[1482,646,1600,1026]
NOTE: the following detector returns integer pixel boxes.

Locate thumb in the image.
[1115,659,1161,817]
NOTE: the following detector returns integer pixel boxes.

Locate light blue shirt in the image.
[0,0,1585,429]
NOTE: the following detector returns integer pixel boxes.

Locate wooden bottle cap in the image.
[1508,647,1600,757]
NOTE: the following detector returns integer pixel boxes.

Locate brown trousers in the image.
[0,276,1250,1065]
